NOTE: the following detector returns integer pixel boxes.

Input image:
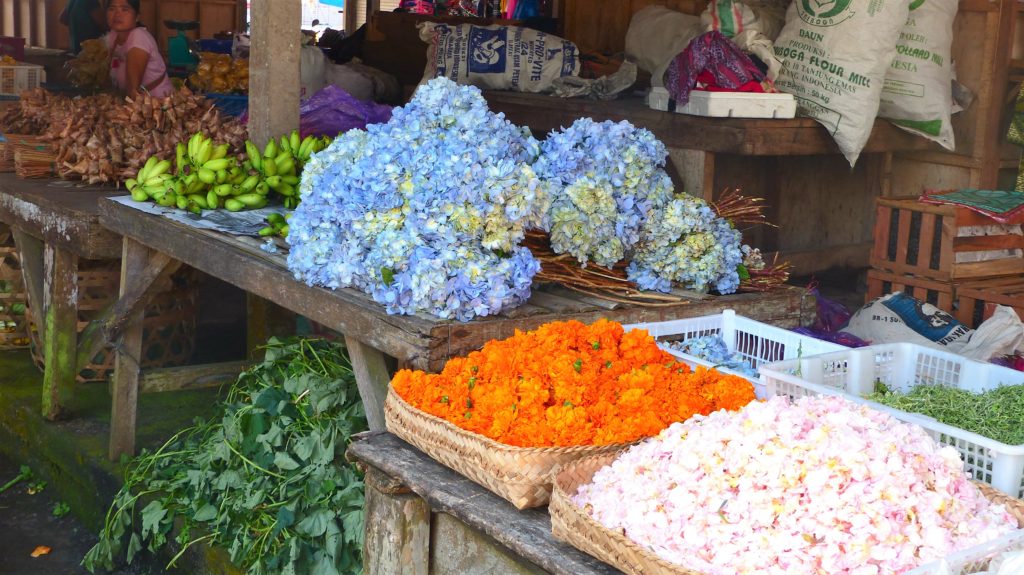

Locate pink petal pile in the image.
[573,395,1019,575]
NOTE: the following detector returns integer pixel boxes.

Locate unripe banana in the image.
[176,194,189,210]
[275,156,295,177]
[240,175,260,192]
[202,158,233,172]
[234,193,267,208]
[187,194,209,210]
[279,224,289,237]
[255,181,270,196]
[157,192,177,207]
[197,168,217,185]
[290,130,300,152]
[266,212,287,226]
[245,141,261,167]
[210,143,229,161]
[130,188,149,202]
[262,157,278,177]
[297,137,314,160]
[258,226,276,237]
[125,178,138,191]
[276,183,295,197]
[279,135,291,154]
[215,169,228,184]
[263,139,277,159]
[224,198,245,212]
[196,138,212,165]
[281,175,300,186]
[213,183,234,197]
[264,175,283,190]
[207,189,219,209]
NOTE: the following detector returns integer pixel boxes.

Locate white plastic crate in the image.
[647,87,797,118]
[625,310,846,398]
[905,528,1024,575]
[759,343,1024,498]
[0,64,44,97]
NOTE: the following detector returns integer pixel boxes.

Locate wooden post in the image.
[40,243,78,420]
[248,0,301,147]
[668,149,716,202]
[109,238,150,460]
[10,228,44,338]
[345,335,391,432]
[363,467,430,575]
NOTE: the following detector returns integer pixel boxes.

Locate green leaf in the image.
[274,452,301,471]
[193,503,218,522]
[296,509,334,538]
[294,435,317,462]
[737,263,751,281]
[380,266,394,284]
[273,505,296,539]
[125,532,142,564]
[140,500,167,539]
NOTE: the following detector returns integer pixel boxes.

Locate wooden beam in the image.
[10,228,44,336]
[139,361,249,394]
[40,244,77,420]
[345,335,391,432]
[109,238,153,460]
[248,0,301,147]
[364,467,431,575]
[75,250,181,373]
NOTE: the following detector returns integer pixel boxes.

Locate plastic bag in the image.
[625,6,704,89]
[299,85,394,139]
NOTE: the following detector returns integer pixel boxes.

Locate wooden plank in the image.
[432,514,547,575]
[75,251,182,373]
[953,235,1024,251]
[40,244,78,421]
[10,227,44,334]
[138,360,249,394]
[109,238,151,460]
[364,467,431,575]
[345,335,391,432]
[482,92,937,157]
[347,432,620,575]
[895,207,913,267]
[0,175,123,259]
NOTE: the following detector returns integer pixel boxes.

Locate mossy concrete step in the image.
[0,349,242,575]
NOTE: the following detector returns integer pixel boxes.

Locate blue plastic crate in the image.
[205,93,247,117]
[198,38,233,54]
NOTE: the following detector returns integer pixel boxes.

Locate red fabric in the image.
[694,70,765,93]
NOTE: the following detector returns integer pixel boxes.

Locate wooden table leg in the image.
[10,228,44,337]
[344,335,390,431]
[364,466,430,575]
[41,243,78,421]
[108,238,173,460]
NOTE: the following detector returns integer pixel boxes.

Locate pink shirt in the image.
[106,27,174,98]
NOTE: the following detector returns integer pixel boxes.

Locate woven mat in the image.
[919,189,1024,224]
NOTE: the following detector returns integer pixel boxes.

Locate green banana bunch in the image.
[258,212,290,238]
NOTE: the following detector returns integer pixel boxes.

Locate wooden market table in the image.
[347,431,620,575]
[0,175,122,419]
[98,196,811,460]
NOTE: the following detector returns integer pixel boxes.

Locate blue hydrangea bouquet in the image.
[286,77,783,321]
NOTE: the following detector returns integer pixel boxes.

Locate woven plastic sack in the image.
[773,0,911,166]
[418,22,580,92]
[878,0,956,150]
[625,6,704,89]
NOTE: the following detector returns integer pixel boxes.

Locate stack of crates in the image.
[867,198,1024,327]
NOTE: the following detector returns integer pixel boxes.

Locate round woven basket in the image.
[383,385,629,510]
[549,452,1024,575]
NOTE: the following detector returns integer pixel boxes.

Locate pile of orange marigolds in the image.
[391,319,756,447]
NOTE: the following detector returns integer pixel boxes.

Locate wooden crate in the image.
[870,198,1024,281]
[865,269,981,327]
[957,276,1024,324]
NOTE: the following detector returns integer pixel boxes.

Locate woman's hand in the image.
[124,46,150,96]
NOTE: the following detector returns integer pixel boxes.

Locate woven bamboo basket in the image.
[0,224,29,349]
[549,452,1024,575]
[0,134,47,173]
[13,144,57,179]
[28,259,198,383]
[384,386,629,509]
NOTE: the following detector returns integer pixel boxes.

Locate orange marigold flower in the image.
[391,319,755,447]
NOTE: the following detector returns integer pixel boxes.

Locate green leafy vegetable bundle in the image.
[84,338,368,575]
[870,383,1024,446]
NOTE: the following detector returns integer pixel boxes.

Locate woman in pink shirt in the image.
[105,0,174,98]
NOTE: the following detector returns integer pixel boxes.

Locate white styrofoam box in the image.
[624,310,846,399]
[0,63,44,97]
[905,529,1024,575]
[647,87,671,111]
[759,343,1024,497]
[646,87,797,118]
[678,90,796,118]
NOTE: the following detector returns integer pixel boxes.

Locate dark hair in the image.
[126,0,141,11]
